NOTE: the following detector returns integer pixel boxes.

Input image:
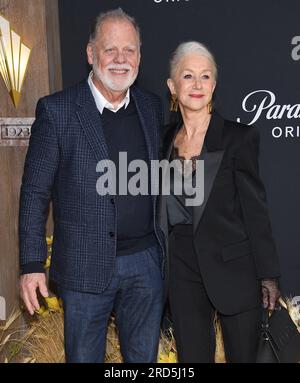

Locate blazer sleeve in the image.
[19,98,60,268]
[234,127,281,279]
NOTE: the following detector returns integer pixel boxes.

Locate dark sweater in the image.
[100,99,157,255]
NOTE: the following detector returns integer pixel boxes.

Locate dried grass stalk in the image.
[0,308,23,360]
[1,297,299,363]
[22,311,65,363]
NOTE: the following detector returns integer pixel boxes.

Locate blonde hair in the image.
[170,41,217,80]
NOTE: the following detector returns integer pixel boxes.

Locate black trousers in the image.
[168,225,262,363]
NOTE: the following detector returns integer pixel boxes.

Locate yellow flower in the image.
[158,351,177,363]
[45,296,61,312]
[35,305,49,317]
[46,236,53,245]
[168,352,177,363]
[44,255,51,269]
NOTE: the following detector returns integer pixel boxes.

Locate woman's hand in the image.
[261,279,281,310]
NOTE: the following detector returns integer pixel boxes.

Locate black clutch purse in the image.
[256,298,300,363]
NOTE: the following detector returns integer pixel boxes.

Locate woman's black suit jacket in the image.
[158,111,281,315]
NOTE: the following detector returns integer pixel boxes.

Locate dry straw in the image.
[0,306,226,363]
[1,296,299,363]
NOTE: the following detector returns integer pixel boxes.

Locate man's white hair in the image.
[89,7,141,47]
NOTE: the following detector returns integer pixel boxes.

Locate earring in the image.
[207,100,213,114]
[170,94,178,112]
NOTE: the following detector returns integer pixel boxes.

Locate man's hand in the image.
[261,279,281,311]
[20,273,49,315]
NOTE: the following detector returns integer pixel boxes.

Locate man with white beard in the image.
[19,8,165,363]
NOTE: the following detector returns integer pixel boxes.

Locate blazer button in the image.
[109,232,115,238]
[110,198,115,205]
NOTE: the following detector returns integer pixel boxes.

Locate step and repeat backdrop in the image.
[58,0,300,298]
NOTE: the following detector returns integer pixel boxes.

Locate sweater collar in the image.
[87,71,130,114]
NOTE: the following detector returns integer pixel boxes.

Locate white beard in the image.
[93,60,138,92]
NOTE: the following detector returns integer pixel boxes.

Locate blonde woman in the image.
[158,41,281,363]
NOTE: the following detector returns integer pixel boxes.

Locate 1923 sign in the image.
[0,118,34,146]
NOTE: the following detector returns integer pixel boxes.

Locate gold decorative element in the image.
[170,94,178,112]
[208,100,213,114]
[0,13,31,108]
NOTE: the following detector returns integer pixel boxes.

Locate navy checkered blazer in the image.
[19,80,165,293]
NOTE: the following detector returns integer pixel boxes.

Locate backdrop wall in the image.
[58,0,300,297]
[0,0,62,320]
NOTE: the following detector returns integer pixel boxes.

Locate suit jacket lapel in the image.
[193,150,224,232]
[75,81,110,162]
[131,86,158,162]
[132,86,161,198]
[164,121,181,161]
[157,121,180,241]
[193,112,225,233]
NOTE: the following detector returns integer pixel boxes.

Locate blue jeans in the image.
[59,245,164,363]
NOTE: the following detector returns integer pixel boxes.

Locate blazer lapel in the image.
[193,112,225,233]
[159,113,225,236]
[167,126,179,161]
[131,86,157,162]
[157,122,180,241]
[75,81,109,162]
[132,87,162,199]
[193,150,224,232]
